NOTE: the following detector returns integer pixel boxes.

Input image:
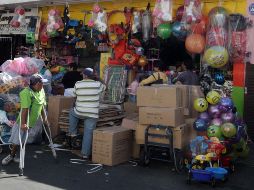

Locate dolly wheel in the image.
[139,148,150,166]
[174,149,184,172]
[187,172,192,185]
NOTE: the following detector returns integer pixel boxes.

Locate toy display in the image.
[10,6,26,28]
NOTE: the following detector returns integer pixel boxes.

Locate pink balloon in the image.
[211,118,223,126]
[54,23,60,30]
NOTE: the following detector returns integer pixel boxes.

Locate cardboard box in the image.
[175,85,190,115]
[135,124,186,149]
[137,86,182,108]
[123,102,138,114]
[92,126,132,166]
[121,113,138,130]
[48,96,75,137]
[139,107,184,127]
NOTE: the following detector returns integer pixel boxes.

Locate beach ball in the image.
[221,123,237,138]
[219,97,234,112]
[185,34,205,54]
[214,72,225,85]
[203,46,229,68]
[207,125,222,139]
[193,98,208,112]
[206,90,221,105]
[208,105,221,118]
[157,23,172,40]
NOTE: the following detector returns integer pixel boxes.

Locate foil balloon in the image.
[185,34,205,54]
[199,112,210,123]
[193,118,208,132]
[157,23,172,39]
[221,112,235,123]
[207,125,222,139]
[176,5,184,21]
[206,90,221,105]
[208,105,221,118]
[221,123,237,138]
[193,98,208,112]
[211,118,223,126]
[208,7,229,28]
[172,21,187,40]
[142,5,152,42]
[203,46,229,68]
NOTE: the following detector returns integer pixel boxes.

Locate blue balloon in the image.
[219,97,234,111]
[172,21,187,40]
[193,118,208,132]
[214,72,225,85]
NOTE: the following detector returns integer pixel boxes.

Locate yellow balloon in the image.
[206,90,221,105]
[203,46,229,68]
[193,98,208,112]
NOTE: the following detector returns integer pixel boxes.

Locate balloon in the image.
[211,118,223,126]
[138,56,148,67]
[199,112,210,123]
[221,123,237,138]
[229,14,247,32]
[219,97,234,111]
[191,16,207,35]
[208,105,221,118]
[208,7,228,28]
[172,21,187,40]
[193,98,208,112]
[206,90,221,105]
[221,112,235,123]
[207,125,222,139]
[203,46,229,68]
[185,34,205,54]
[157,23,172,40]
[193,118,208,132]
[214,72,225,85]
[176,6,184,21]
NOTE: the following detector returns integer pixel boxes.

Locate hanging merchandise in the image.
[181,0,202,27]
[185,33,205,54]
[172,21,187,40]
[10,6,26,28]
[39,22,49,44]
[152,0,173,28]
[203,46,229,68]
[46,9,64,37]
[191,16,208,35]
[26,17,38,44]
[176,5,184,21]
[246,0,254,64]
[88,3,107,33]
[132,11,141,34]
[63,3,70,36]
[142,3,152,42]
[228,14,247,63]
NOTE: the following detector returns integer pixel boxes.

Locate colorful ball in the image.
[219,97,234,111]
[221,112,235,123]
[193,98,209,112]
[221,123,237,138]
[157,23,172,40]
[214,72,225,85]
[185,34,206,54]
[208,105,221,118]
[193,118,208,132]
[211,118,223,126]
[199,112,210,123]
[172,21,187,40]
[206,90,221,105]
[207,125,222,139]
[138,56,148,67]
[203,46,229,68]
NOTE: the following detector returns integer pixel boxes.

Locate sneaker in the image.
[14,156,20,163]
[2,154,14,165]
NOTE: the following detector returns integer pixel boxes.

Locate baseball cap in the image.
[30,74,48,86]
[83,68,94,77]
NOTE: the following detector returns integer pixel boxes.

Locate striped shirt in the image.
[73,79,106,118]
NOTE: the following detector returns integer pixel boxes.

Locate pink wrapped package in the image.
[246,0,254,64]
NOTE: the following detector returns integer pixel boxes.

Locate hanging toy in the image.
[94,10,107,33]
[142,3,152,42]
[39,23,49,43]
[63,3,70,36]
[10,6,26,28]
[132,11,141,34]
[181,0,202,25]
[152,0,173,28]
[46,9,64,37]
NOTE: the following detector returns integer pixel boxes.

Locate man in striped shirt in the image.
[68,68,106,159]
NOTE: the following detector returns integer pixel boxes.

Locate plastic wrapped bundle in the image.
[152,0,173,28]
[10,6,26,28]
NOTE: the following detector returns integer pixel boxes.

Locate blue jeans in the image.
[129,94,136,103]
[68,109,98,156]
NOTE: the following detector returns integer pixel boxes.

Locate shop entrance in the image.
[0,37,12,65]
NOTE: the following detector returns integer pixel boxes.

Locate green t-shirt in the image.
[17,87,46,127]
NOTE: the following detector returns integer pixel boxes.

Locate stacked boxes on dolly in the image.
[135,86,187,169]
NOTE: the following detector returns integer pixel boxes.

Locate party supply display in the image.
[172,21,187,40]
[207,125,222,139]
[185,34,205,54]
[157,23,172,39]
[206,90,221,105]
[203,46,229,68]
[221,123,237,138]
[193,118,208,132]
[208,105,221,118]
[193,98,208,112]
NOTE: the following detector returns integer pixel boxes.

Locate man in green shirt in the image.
[2,75,48,165]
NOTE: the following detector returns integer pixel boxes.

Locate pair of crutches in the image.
[18,106,57,176]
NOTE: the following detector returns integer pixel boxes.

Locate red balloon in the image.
[176,6,184,21]
[191,16,208,34]
[185,34,205,54]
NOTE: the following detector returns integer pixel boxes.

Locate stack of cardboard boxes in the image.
[135,86,186,150]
